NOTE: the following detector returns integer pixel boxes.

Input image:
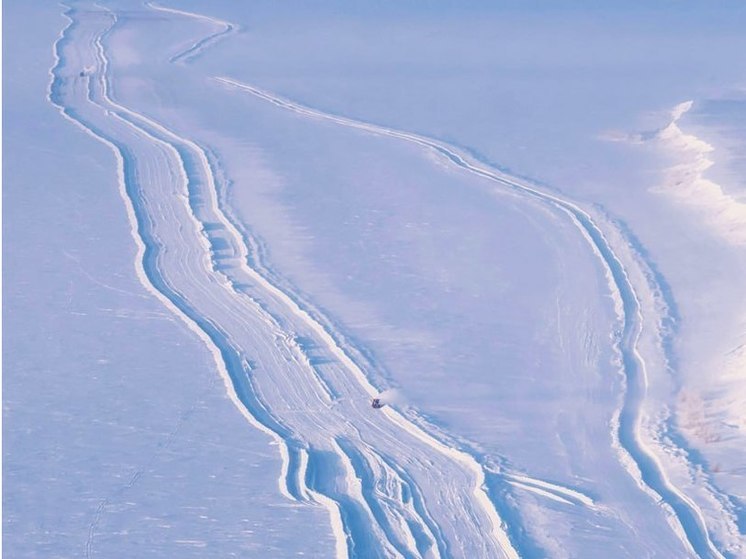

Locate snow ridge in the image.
[49,5,520,558]
[655,101,746,246]
[146,2,236,64]
[215,77,728,559]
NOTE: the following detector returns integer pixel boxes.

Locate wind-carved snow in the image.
[643,101,746,556]
[654,101,746,246]
[49,5,518,558]
[47,2,744,558]
[600,99,746,555]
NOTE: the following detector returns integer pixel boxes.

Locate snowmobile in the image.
[371,398,384,409]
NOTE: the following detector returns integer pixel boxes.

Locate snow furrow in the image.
[501,473,598,510]
[335,437,440,559]
[146,2,235,64]
[216,77,727,559]
[48,8,301,553]
[50,5,520,558]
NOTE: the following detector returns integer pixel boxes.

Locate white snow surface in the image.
[4,1,746,558]
[653,101,746,246]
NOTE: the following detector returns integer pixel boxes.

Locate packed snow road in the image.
[47,2,739,558]
[50,6,518,558]
[214,66,727,559]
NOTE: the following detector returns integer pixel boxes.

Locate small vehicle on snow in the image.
[371,398,383,409]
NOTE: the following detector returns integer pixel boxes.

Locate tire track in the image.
[214,76,727,559]
[146,2,236,64]
[50,5,520,558]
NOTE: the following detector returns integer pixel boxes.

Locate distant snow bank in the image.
[654,100,746,246]
[657,102,746,489]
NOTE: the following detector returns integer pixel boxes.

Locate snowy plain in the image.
[3,1,746,558]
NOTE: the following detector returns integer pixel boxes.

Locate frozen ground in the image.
[4,1,745,558]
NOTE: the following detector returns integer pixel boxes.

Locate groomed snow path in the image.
[49,6,518,559]
[47,3,738,559]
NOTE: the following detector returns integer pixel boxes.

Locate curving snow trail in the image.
[146,2,236,64]
[50,5,518,558]
[213,78,727,559]
[48,2,740,557]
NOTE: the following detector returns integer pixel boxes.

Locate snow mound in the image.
[654,101,746,245]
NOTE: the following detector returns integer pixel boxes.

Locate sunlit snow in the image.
[4,2,745,558]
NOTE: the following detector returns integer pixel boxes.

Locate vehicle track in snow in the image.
[50,5,519,558]
[49,2,741,557]
[213,78,728,559]
[146,2,236,64]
